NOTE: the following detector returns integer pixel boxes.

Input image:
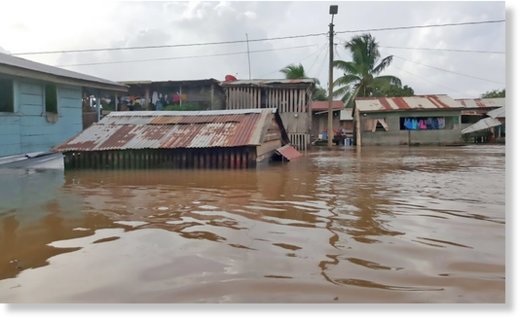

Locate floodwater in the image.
[0,146,505,303]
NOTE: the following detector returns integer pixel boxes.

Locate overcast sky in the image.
[0,1,507,99]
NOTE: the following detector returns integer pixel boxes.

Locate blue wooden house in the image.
[0,52,127,157]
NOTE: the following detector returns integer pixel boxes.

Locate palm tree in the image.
[280,63,326,100]
[280,63,307,79]
[333,34,401,107]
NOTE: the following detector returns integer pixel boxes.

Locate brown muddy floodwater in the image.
[0,145,505,303]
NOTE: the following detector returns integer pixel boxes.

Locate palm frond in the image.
[372,55,393,75]
[333,60,360,75]
[333,74,361,87]
[373,75,402,88]
[279,63,307,79]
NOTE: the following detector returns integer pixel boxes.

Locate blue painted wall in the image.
[0,78,83,157]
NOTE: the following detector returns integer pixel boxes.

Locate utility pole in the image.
[328,5,338,147]
[246,33,251,80]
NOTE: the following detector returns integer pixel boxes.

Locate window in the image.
[0,79,14,112]
[363,118,388,132]
[400,117,449,130]
[45,84,58,113]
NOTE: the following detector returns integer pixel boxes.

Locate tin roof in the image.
[54,109,288,152]
[275,145,302,161]
[461,117,502,134]
[487,106,506,119]
[221,78,316,87]
[310,101,344,111]
[355,95,462,112]
[456,98,505,109]
[120,78,220,87]
[0,52,127,92]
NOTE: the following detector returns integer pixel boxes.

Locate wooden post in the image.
[145,86,150,110]
[355,107,362,147]
[96,93,101,122]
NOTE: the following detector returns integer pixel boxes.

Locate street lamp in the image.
[327,5,338,147]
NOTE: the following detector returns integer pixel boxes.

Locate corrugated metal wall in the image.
[224,86,312,150]
[63,147,258,170]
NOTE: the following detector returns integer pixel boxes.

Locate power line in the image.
[13,32,328,56]
[307,42,329,76]
[390,58,469,96]
[392,54,505,85]
[379,45,504,55]
[11,19,505,56]
[257,41,327,78]
[56,44,319,67]
[335,19,504,34]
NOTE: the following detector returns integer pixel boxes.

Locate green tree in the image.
[481,89,505,98]
[280,63,307,79]
[313,86,328,101]
[373,84,414,97]
[333,34,401,107]
[280,63,326,100]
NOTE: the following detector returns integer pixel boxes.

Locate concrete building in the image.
[53,109,300,170]
[0,52,127,157]
[353,95,464,146]
[221,79,315,150]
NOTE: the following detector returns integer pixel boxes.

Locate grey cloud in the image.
[10,1,503,98]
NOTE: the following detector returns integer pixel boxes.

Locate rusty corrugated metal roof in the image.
[221,78,316,87]
[456,98,505,109]
[275,145,302,161]
[310,101,344,111]
[355,95,462,112]
[54,109,280,152]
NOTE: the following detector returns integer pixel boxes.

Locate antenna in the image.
[246,33,251,80]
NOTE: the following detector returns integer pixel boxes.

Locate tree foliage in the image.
[280,63,325,100]
[372,84,414,97]
[333,33,402,107]
[280,63,308,80]
[313,86,328,101]
[481,89,505,98]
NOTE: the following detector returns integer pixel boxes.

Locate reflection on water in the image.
[0,146,505,302]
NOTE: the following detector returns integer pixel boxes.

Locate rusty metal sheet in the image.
[310,101,344,111]
[356,95,462,112]
[456,98,505,109]
[275,145,302,161]
[54,109,277,152]
[461,117,502,134]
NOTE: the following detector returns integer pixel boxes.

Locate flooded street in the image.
[0,145,505,303]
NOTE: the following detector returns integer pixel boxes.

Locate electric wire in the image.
[11,19,505,56]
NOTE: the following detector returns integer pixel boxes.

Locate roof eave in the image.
[0,64,128,93]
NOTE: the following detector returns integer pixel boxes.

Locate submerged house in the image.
[310,100,354,143]
[310,100,343,140]
[0,52,127,157]
[456,97,505,143]
[221,79,315,150]
[120,79,226,111]
[461,105,506,143]
[353,95,464,146]
[53,109,299,169]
